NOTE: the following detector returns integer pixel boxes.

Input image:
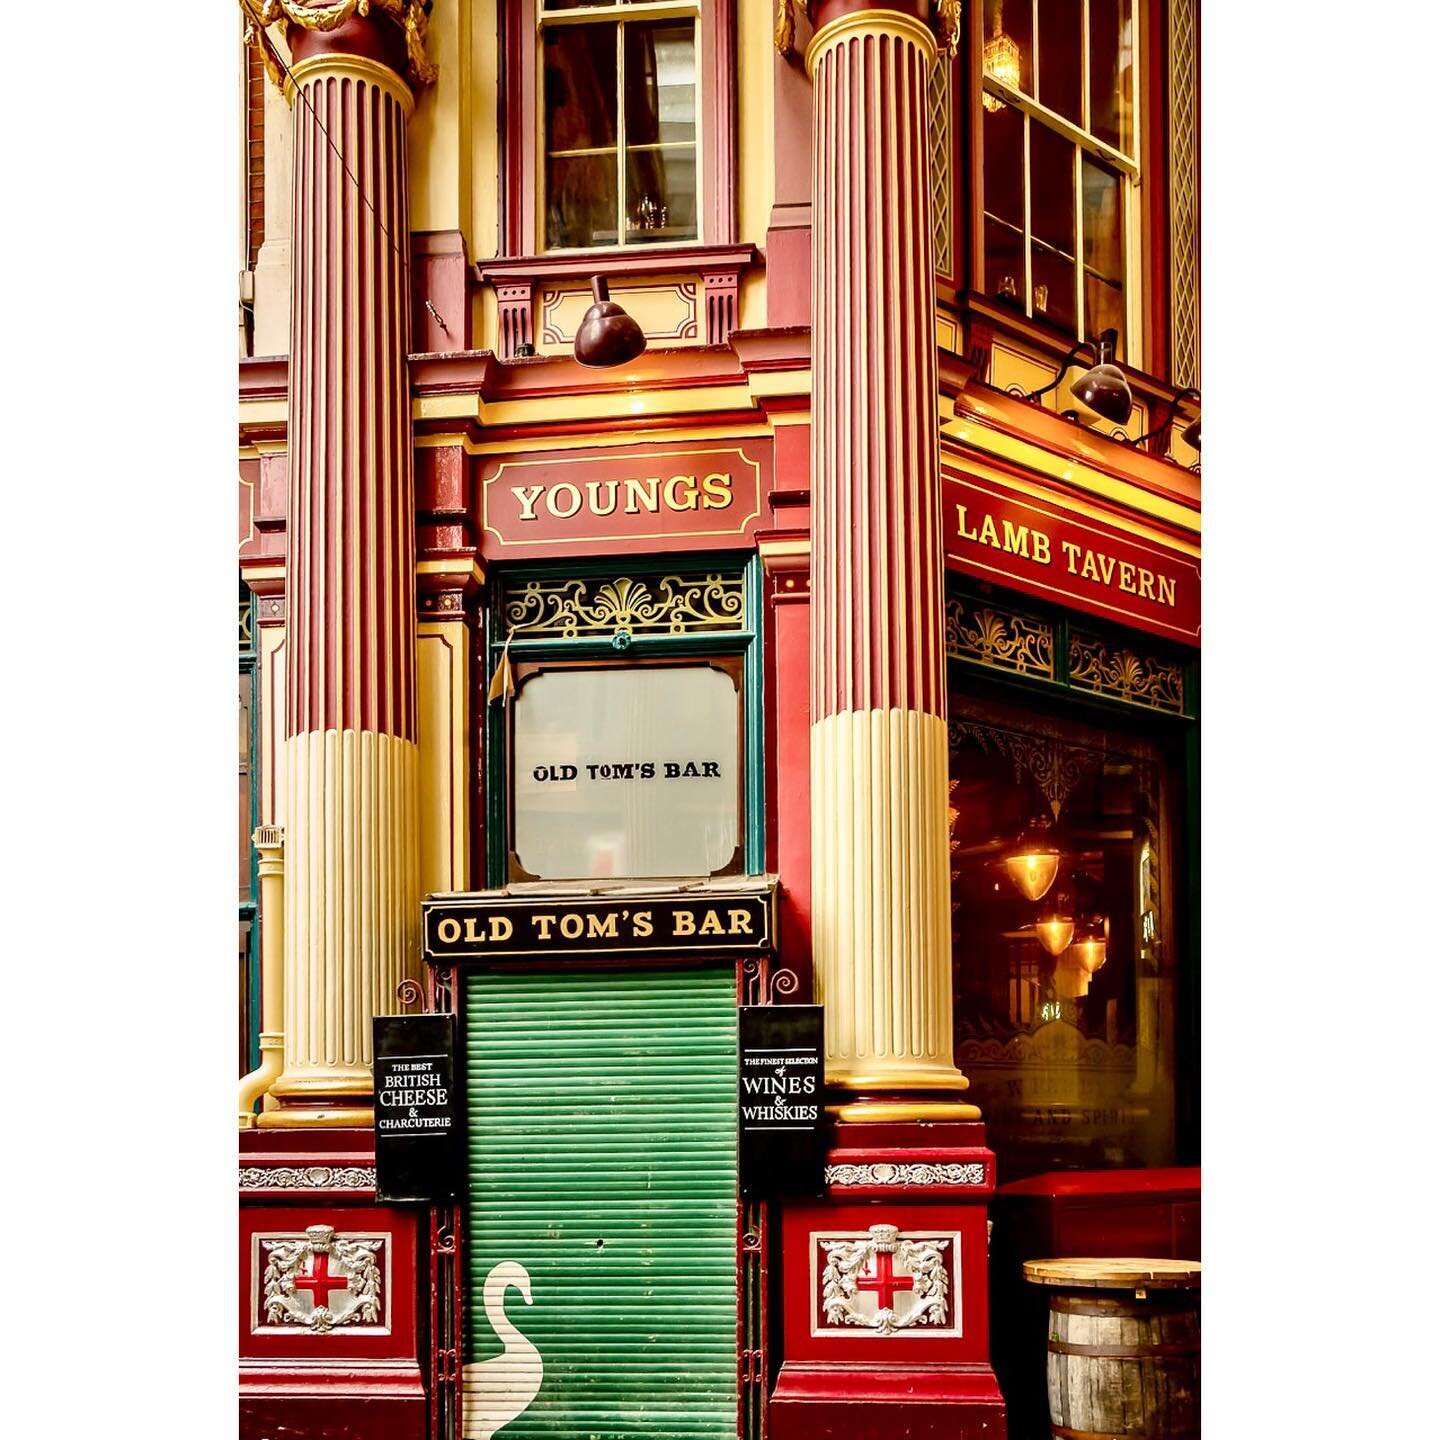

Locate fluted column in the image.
[807,3,975,1121]
[254,4,431,1127]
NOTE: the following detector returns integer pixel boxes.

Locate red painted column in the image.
[259,10,429,1127]
[807,0,974,1119]
[771,10,1006,1434]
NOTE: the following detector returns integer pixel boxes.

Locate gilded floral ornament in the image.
[775,0,796,57]
[241,0,437,90]
[936,0,963,58]
[503,571,746,641]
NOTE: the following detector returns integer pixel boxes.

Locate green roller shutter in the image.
[463,965,739,1439]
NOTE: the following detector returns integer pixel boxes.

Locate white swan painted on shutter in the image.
[461,1261,543,1440]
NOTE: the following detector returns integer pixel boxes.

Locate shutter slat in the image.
[464,966,738,1438]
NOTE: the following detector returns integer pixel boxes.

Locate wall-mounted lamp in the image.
[1134,385,1201,453]
[574,276,647,368]
[1024,328,1133,427]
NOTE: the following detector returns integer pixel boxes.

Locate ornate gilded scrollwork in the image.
[945,594,1055,678]
[1068,632,1185,714]
[949,717,1100,818]
[503,571,746,641]
[241,0,437,90]
[935,0,963,58]
[775,0,796,57]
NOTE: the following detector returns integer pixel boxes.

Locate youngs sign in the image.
[480,440,766,559]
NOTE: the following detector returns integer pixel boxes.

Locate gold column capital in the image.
[240,0,436,93]
[808,6,938,78]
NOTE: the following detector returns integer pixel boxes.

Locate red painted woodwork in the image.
[770,1126,1005,1439]
[989,1167,1200,1439]
[941,466,1200,644]
[240,1128,427,1440]
[764,550,812,990]
[500,0,737,256]
[475,436,772,560]
[286,12,410,80]
[238,1204,423,1363]
[412,231,472,354]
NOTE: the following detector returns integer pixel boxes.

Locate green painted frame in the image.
[482,553,766,890]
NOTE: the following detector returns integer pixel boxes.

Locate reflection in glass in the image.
[1083,156,1125,353]
[949,698,1177,1180]
[512,665,741,879]
[983,0,1033,100]
[1036,0,1082,125]
[1089,0,1135,153]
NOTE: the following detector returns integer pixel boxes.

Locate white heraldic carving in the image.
[261,1223,383,1333]
[820,1223,950,1335]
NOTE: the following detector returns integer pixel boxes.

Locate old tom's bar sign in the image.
[480,439,767,559]
[423,880,777,961]
[941,469,1200,644]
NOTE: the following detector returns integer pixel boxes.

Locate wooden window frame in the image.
[956,0,1170,379]
[501,0,737,260]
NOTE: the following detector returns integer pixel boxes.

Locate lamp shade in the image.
[1071,915,1108,975]
[573,276,647,368]
[1070,330,1133,425]
[1034,915,1075,957]
[1003,816,1062,901]
[1182,416,1200,450]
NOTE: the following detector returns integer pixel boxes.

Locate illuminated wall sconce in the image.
[1004,816,1062,902]
[573,276,647,368]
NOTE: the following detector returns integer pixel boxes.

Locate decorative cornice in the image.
[241,0,436,91]
[240,1163,377,1190]
[825,1161,987,1187]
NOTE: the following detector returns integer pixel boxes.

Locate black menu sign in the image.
[738,1005,825,1198]
[372,1013,459,1204]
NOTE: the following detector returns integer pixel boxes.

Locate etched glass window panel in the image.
[513,665,741,879]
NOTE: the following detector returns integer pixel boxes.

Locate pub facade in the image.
[237,3,1200,1438]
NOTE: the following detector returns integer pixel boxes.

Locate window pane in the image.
[1085,274,1126,356]
[1089,0,1134,152]
[1029,123,1074,256]
[1031,246,1076,333]
[1036,0,1082,126]
[1082,157,1124,280]
[546,153,620,248]
[985,217,1025,309]
[983,0,1033,95]
[982,99,1024,231]
[512,666,741,879]
[626,147,698,241]
[949,703,1179,1180]
[544,22,618,152]
[625,20,696,147]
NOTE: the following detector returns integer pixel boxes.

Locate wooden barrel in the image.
[1023,1258,1200,1440]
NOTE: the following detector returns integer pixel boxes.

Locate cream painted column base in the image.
[259,728,421,1129]
[812,708,976,1119]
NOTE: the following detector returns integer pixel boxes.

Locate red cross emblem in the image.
[292,1252,352,1309]
[854,1249,915,1311]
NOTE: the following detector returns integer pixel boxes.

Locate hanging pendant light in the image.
[1034,913,1075,957]
[1033,874,1076,957]
[1003,816,1062,902]
[1070,915,1109,975]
